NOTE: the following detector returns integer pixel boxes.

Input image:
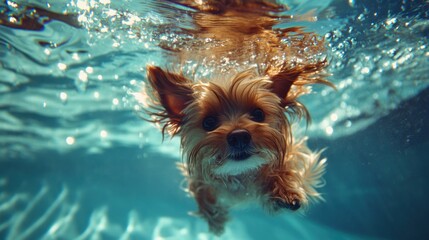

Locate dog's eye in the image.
[250,108,265,122]
[202,116,219,131]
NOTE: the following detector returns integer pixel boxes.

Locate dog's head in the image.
[144,64,329,179]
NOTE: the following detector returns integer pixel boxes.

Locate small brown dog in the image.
[142,0,331,235]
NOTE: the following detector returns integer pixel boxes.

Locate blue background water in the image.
[0,0,428,239]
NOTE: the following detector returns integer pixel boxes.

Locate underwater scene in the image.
[0,0,428,239]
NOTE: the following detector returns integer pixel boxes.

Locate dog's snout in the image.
[227,129,251,150]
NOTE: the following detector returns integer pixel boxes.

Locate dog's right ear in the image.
[146,65,194,129]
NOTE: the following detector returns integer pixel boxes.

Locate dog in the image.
[140,0,332,235]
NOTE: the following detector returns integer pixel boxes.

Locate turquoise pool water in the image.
[0,0,428,239]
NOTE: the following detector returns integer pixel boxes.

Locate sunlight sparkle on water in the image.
[72,53,80,61]
[385,17,397,27]
[76,0,90,11]
[66,137,75,145]
[93,91,100,99]
[57,63,67,71]
[78,70,88,82]
[325,126,334,136]
[85,66,94,74]
[8,16,17,23]
[133,105,140,111]
[105,9,117,17]
[59,92,68,102]
[76,70,89,91]
[123,14,141,26]
[6,1,17,8]
[100,130,108,138]
[361,67,370,74]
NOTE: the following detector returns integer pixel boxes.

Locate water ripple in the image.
[0,0,428,155]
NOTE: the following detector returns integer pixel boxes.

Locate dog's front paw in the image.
[269,190,303,212]
[265,170,305,212]
[275,198,301,211]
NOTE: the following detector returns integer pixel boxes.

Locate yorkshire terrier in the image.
[141,0,332,235]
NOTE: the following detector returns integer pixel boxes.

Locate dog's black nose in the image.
[227,129,251,150]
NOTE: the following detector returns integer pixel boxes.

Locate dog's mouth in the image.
[228,149,259,161]
[214,150,265,176]
[229,151,252,161]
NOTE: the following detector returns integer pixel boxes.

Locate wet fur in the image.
[141,0,331,235]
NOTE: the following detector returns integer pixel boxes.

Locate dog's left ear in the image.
[267,62,332,108]
[268,68,299,106]
[146,65,194,128]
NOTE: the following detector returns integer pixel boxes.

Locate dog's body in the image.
[141,0,331,235]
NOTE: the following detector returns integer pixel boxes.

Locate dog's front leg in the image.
[190,182,228,235]
[261,165,305,212]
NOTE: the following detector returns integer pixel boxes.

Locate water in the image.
[0,0,428,239]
